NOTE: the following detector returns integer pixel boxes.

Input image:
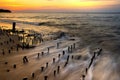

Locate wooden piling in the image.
[62,51,65,55]
[54,70,56,77]
[73,43,75,49]
[5,62,8,64]
[82,75,85,80]
[12,22,16,32]
[46,62,48,68]
[8,50,11,54]
[32,73,35,78]
[53,58,55,63]
[13,64,16,68]
[57,66,60,74]
[58,54,61,58]
[71,55,74,59]
[64,61,68,67]
[67,55,70,62]
[41,52,44,56]
[38,53,40,58]
[44,76,48,80]
[41,67,44,72]
[57,42,59,49]
[47,47,50,54]
[22,78,28,80]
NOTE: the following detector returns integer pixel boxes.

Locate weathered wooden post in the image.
[23,56,29,64]
[67,55,70,62]
[88,55,95,69]
[32,73,35,78]
[97,48,102,56]
[7,41,9,44]
[58,54,61,59]
[12,22,16,32]
[85,68,88,74]
[64,61,68,67]
[2,49,5,55]
[47,47,50,54]
[57,66,60,74]
[44,76,48,80]
[11,47,13,50]
[41,52,44,56]
[5,62,8,64]
[6,69,10,72]
[70,45,73,52]
[68,46,70,53]
[9,38,12,42]
[73,43,75,49]
[71,55,74,59]
[38,53,40,58]
[62,51,65,55]
[82,75,85,80]
[46,62,48,68]
[8,50,11,54]
[41,66,44,72]
[53,58,55,63]
[54,70,56,77]
[22,78,28,80]
[57,42,59,49]
[13,64,16,69]
[16,44,19,51]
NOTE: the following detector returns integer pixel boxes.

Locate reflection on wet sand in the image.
[0,22,120,80]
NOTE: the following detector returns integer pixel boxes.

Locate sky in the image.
[0,0,120,12]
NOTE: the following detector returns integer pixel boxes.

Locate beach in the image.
[0,12,120,80]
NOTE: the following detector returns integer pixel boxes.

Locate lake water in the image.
[0,12,120,53]
[0,12,120,80]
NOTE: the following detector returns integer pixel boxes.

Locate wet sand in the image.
[0,29,94,80]
[0,27,119,80]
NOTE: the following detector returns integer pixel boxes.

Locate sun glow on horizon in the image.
[0,0,119,12]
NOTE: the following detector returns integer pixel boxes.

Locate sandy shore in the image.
[0,28,93,80]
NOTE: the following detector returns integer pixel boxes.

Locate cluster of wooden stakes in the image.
[0,25,103,80]
[21,42,102,80]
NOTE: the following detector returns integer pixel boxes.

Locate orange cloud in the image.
[0,0,119,11]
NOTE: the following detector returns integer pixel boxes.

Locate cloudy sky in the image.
[0,0,120,12]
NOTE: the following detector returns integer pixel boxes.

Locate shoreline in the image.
[0,22,119,80]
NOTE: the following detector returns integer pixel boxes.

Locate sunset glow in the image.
[0,0,120,12]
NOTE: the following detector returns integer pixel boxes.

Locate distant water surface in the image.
[0,12,120,53]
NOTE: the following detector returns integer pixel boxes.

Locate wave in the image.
[0,18,77,27]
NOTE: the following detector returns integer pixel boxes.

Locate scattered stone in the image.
[6,69,10,72]
[5,62,8,64]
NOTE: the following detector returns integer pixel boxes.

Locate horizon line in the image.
[11,11,120,14]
